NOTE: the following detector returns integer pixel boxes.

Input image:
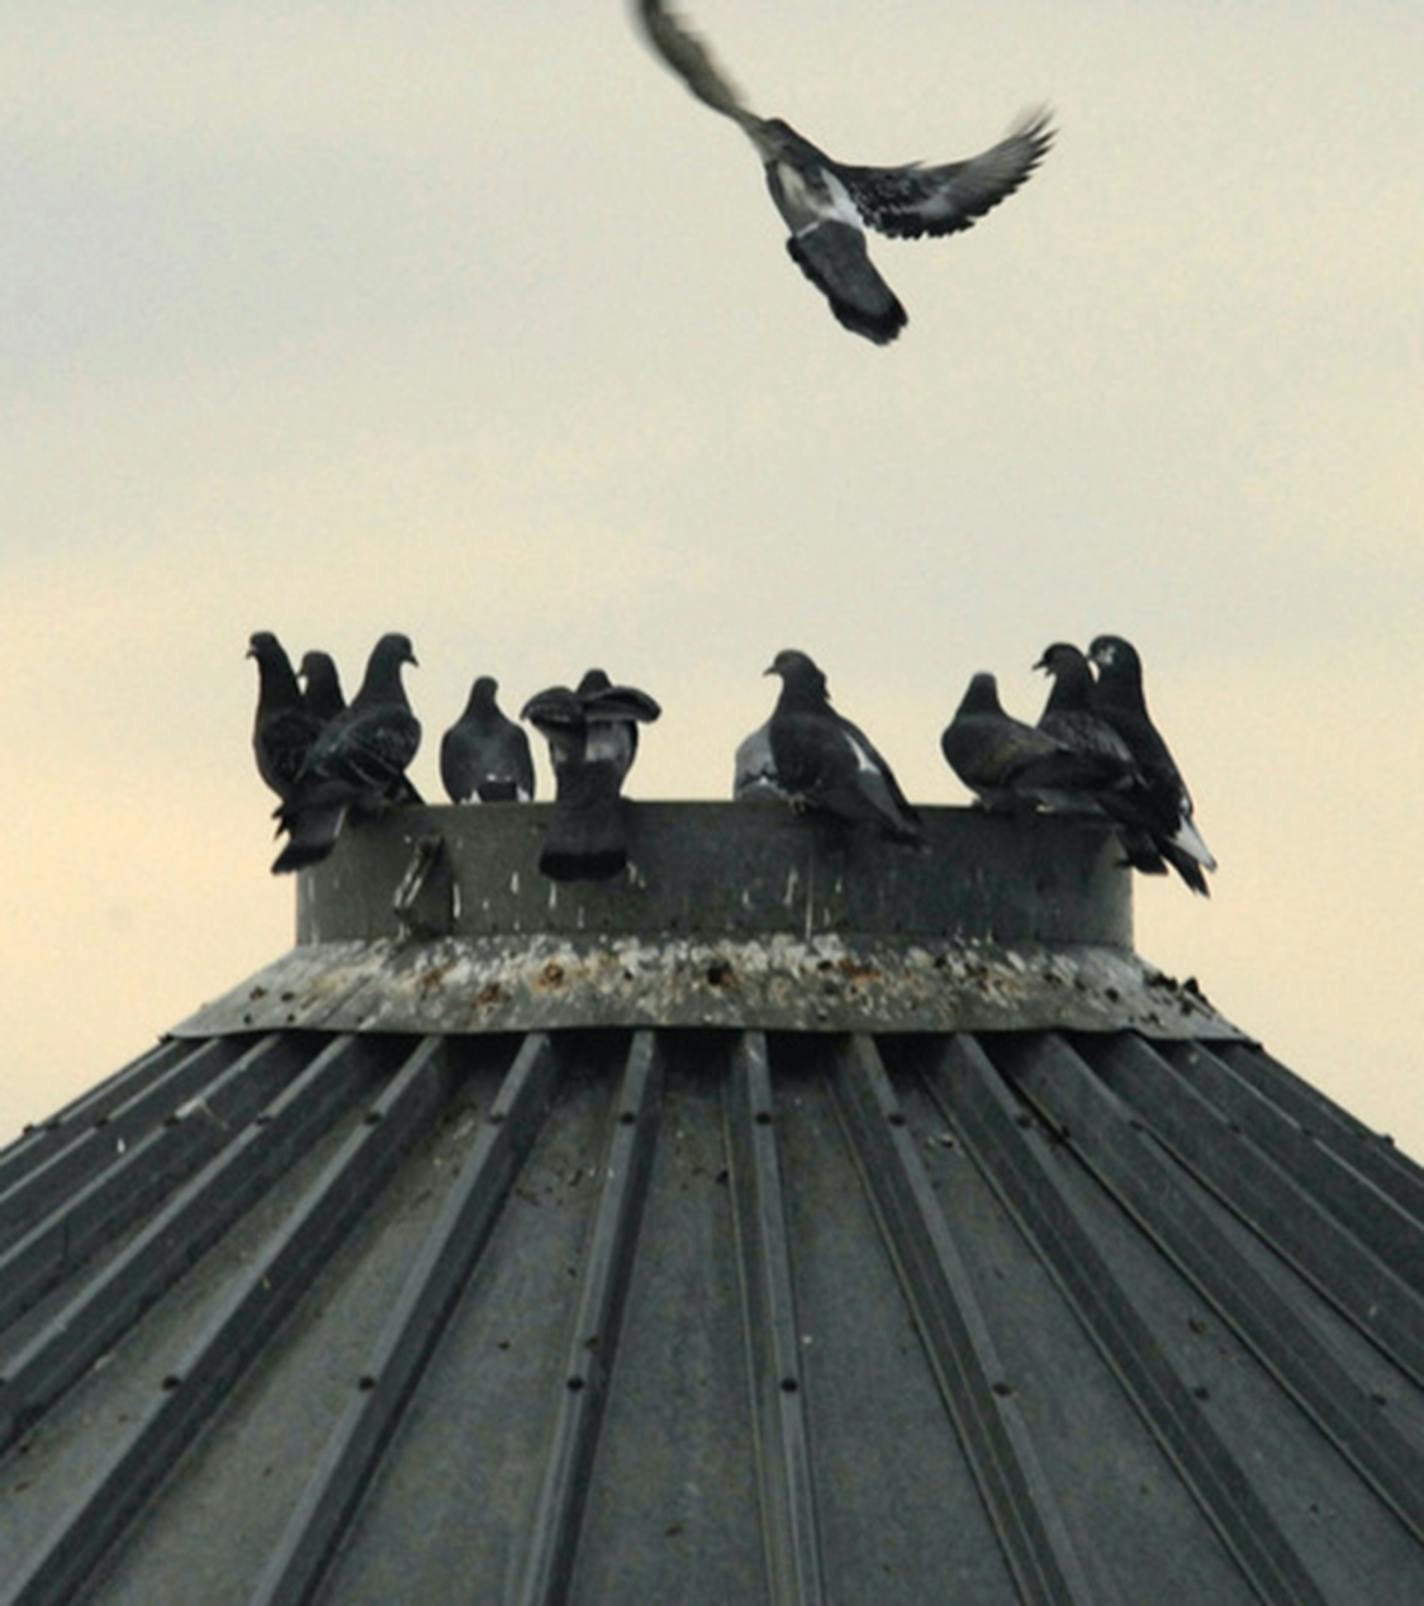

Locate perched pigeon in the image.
[765,650,921,841]
[272,632,422,875]
[441,676,535,803]
[635,0,1053,343]
[1034,644,1136,771]
[940,671,1112,812]
[1033,643,1177,876]
[1088,635,1216,896]
[248,632,323,805]
[522,669,661,881]
[298,651,346,724]
[732,719,789,802]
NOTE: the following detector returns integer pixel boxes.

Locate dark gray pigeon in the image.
[1088,635,1216,896]
[299,650,346,725]
[941,670,1119,813]
[441,676,535,803]
[272,632,422,875]
[1033,642,1180,877]
[522,669,661,881]
[1034,644,1137,771]
[635,0,1053,343]
[248,632,323,805]
[765,650,921,841]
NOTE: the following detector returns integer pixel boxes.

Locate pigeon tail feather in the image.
[1171,815,1217,871]
[786,223,906,344]
[272,804,347,874]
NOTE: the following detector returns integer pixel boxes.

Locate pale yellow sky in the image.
[4,3,1422,1155]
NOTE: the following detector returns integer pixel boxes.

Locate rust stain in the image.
[837,957,881,984]
[418,961,455,996]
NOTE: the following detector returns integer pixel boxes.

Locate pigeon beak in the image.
[409,653,420,668]
[1031,655,1047,673]
[762,664,776,677]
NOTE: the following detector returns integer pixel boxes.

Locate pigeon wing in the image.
[257,706,322,799]
[840,110,1054,241]
[942,716,1058,792]
[330,706,421,796]
[635,0,757,127]
[835,715,919,825]
[581,683,662,724]
[501,723,537,802]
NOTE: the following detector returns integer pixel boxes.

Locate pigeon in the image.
[522,669,661,881]
[272,632,422,875]
[1088,635,1216,896]
[441,676,535,803]
[1034,644,1137,771]
[298,650,346,724]
[940,670,1117,813]
[732,719,789,802]
[248,632,323,805]
[764,649,921,841]
[1032,642,1182,876]
[634,0,1053,343]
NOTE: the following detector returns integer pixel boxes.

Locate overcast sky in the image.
[5,2,1422,1156]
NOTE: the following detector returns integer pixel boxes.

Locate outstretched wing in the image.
[840,109,1054,240]
[635,0,757,127]
[581,683,662,724]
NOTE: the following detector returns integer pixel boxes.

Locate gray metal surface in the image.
[3,1028,1422,1605]
[174,804,1240,1040]
[296,803,1133,946]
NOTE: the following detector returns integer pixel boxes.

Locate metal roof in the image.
[177,804,1235,1040]
[2,806,1421,1605]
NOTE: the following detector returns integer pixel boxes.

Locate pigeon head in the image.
[299,652,346,721]
[370,632,418,669]
[247,631,283,663]
[461,675,501,721]
[1087,635,1141,679]
[1033,642,1086,675]
[956,672,1005,716]
[352,633,418,707]
[764,649,829,697]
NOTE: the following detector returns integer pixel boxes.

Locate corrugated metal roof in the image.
[4,806,1419,1603]
[2,1025,1422,1605]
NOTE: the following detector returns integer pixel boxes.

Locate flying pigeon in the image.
[1088,635,1216,896]
[522,669,661,881]
[298,650,346,725]
[940,670,1123,813]
[248,632,323,805]
[272,632,422,875]
[764,650,921,841]
[634,0,1053,343]
[441,676,536,803]
[732,719,789,802]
